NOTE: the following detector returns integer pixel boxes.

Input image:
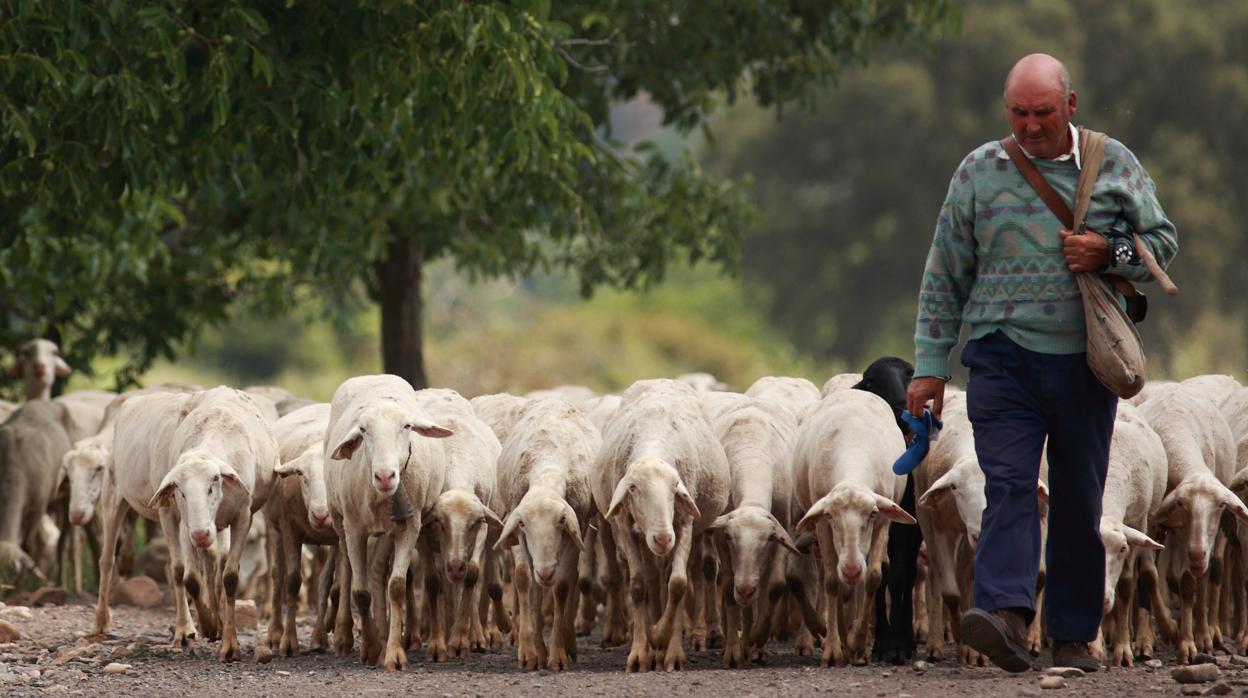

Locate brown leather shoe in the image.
[960,608,1033,673]
[1051,640,1100,673]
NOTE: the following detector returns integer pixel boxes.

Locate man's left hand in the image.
[1059,229,1109,273]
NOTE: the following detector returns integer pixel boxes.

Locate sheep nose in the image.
[652,531,673,554]
[311,510,331,528]
[537,568,556,586]
[32,364,46,378]
[191,529,213,548]
[735,584,757,605]
[374,469,397,491]
[69,509,88,526]
[841,563,862,584]
[447,559,466,580]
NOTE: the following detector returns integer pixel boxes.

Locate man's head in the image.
[1003,53,1076,160]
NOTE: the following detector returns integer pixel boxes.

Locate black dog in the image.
[851,356,921,665]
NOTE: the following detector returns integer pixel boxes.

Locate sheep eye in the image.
[518,520,526,529]
[403,423,413,431]
[628,483,638,493]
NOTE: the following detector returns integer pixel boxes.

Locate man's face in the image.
[1005,82,1077,159]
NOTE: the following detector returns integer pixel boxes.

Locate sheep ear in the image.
[917,481,952,510]
[1230,468,1248,494]
[482,505,504,530]
[273,455,307,478]
[412,419,453,439]
[1218,486,1248,525]
[1154,489,1187,527]
[494,511,521,551]
[219,464,251,496]
[1123,525,1164,550]
[605,477,632,519]
[707,512,731,532]
[421,509,439,530]
[874,494,917,525]
[562,503,584,552]
[148,470,179,509]
[54,356,72,377]
[6,361,22,378]
[795,497,832,534]
[330,426,363,461]
[770,518,802,555]
[674,482,701,520]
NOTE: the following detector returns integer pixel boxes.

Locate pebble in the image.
[1143,659,1163,669]
[881,671,891,678]
[913,660,929,673]
[1039,676,1066,689]
[113,576,163,608]
[1172,664,1221,683]
[1193,653,1218,665]
[1045,667,1085,678]
[1203,683,1233,696]
[276,671,290,677]
[1181,687,1205,697]
[0,605,33,622]
[102,663,131,675]
[0,620,19,642]
[1230,655,1248,667]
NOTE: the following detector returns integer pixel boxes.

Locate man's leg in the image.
[960,332,1047,672]
[1043,353,1116,666]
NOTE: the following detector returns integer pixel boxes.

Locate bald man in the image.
[907,54,1178,672]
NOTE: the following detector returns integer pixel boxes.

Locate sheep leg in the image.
[279,522,304,657]
[847,525,888,665]
[785,551,825,653]
[260,518,284,657]
[182,525,218,642]
[310,544,337,652]
[466,527,492,653]
[484,550,507,649]
[156,507,196,648]
[92,482,130,638]
[547,538,580,671]
[512,550,540,669]
[576,525,599,636]
[332,526,355,657]
[704,541,724,649]
[612,517,653,672]
[1206,534,1226,650]
[1139,547,1174,645]
[343,525,380,664]
[369,533,394,644]
[653,522,694,671]
[913,551,929,646]
[686,533,708,651]
[748,548,787,662]
[1178,571,1198,664]
[215,508,251,662]
[383,523,419,672]
[717,539,744,668]
[1110,556,1136,667]
[817,524,845,667]
[597,524,628,647]
[423,545,449,662]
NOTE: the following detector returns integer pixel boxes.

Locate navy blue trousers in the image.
[962,330,1117,642]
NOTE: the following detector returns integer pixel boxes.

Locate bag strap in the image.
[1000,131,1138,298]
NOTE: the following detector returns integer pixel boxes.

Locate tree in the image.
[1,1,953,391]
[706,0,1248,376]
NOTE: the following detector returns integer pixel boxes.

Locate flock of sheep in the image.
[2,336,1248,674]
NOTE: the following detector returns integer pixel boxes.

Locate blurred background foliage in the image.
[25,0,1248,398]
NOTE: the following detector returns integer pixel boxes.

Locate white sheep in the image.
[744,376,821,414]
[677,372,730,394]
[1090,402,1167,667]
[593,378,730,672]
[582,394,622,433]
[0,401,74,580]
[1141,383,1248,663]
[323,374,453,671]
[8,338,70,400]
[415,387,505,659]
[95,387,279,662]
[525,385,597,405]
[494,397,600,671]
[470,392,530,445]
[793,389,912,666]
[259,402,338,658]
[705,395,803,667]
[820,372,863,398]
[1180,374,1242,407]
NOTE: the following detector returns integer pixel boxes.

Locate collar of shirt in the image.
[997,123,1081,169]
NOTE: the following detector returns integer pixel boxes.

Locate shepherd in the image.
[906,53,1178,672]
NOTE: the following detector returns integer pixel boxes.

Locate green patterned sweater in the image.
[914,136,1178,379]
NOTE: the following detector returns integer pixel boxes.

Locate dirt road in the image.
[0,599,1235,697]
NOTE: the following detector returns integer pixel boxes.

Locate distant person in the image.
[906,53,1177,672]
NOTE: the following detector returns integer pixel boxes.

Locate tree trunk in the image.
[377,234,428,390]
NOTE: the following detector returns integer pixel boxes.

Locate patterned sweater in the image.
[914,136,1178,379]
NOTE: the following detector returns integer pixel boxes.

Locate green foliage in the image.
[706,0,1248,376]
[1,1,952,391]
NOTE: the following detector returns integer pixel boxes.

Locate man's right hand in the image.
[907,376,947,419]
